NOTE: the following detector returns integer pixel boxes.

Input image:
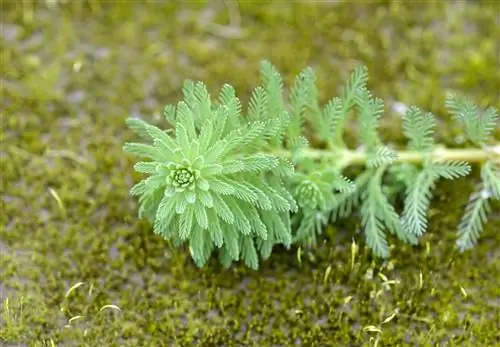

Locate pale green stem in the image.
[277,144,500,170]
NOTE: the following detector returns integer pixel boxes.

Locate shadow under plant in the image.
[1,1,499,346]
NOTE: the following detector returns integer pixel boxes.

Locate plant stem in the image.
[278,144,500,170]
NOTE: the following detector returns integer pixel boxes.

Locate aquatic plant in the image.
[123,61,499,269]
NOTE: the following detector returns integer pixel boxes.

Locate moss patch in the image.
[1,1,499,346]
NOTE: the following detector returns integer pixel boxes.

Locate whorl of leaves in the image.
[123,75,297,269]
[124,60,499,269]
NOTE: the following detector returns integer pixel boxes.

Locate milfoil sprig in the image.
[123,60,499,269]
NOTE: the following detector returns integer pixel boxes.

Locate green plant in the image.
[123,61,499,269]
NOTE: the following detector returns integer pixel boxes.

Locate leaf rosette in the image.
[123,80,297,269]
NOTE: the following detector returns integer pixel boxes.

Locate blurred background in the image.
[1,1,499,346]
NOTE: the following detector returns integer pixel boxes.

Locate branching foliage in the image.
[124,61,499,269]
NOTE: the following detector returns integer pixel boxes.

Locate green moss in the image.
[1,1,499,346]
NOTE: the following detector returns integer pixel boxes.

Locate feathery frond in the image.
[456,185,492,251]
[481,161,500,199]
[402,106,435,151]
[445,93,498,146]
[124,60,499,269]
[333,65,369,147]
[401,161,470,236]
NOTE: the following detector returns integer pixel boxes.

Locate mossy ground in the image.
[1,1,499,346]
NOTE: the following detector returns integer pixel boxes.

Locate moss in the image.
[1,1,499,346]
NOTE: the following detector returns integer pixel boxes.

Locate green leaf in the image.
[331,171,371,221]
[144,175,168,191]
[226,199,252,235]
[322,97,343,147]
[175,122,191,155]
[258,181,292,212]
[198,119,214,150]
[445,93,498,146]
[243,203,268,240]
[332,65,368,147]
[219,84,242,130]
[289,136,309,163]
[261,210,289,245]
[222,226,239,260]
[342,65,369,112]
[400,161,470,237]
[153,193,177,238]
[239,154,279,173]
[402,106,435,151]
[481,161,500,199]
[189,226,213,267]
[176,101,196,139]
[260,60,285,118]
[182,80,196,109]
[356,87,384,151]
[371,167,418,245]
[219,160,245,174]
[222,120,267,155]
[198,190,214,208]
[133,162,158,174]
[218,178,259,205]
[457,185,492,251]
[248,86,268,121]
[288,68,311,139]
[209,177,236,195]
[270,177,298,213]
[293,211,317,246]
[127,118,176,149]
[178,207,194,240]
[367,146,398,168]
[163,104,176,125]
[361,206,389,258]
[123,142,168,161]
[218,246,234,268]
[331,174,356,194]
[479,107,499,141]
[204,139,230,165]
[401,166,437,236]
[125,118,155,141]
[207,209,224,247]
[212,105,229,142]
[432,161,471,180]
[130,180,147,196]
[360,171,390,258]
[212,194,235,224]
[175,194,188,214]
[193,202,209,229]
[241,236,259,270]
[194,81,212,121]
